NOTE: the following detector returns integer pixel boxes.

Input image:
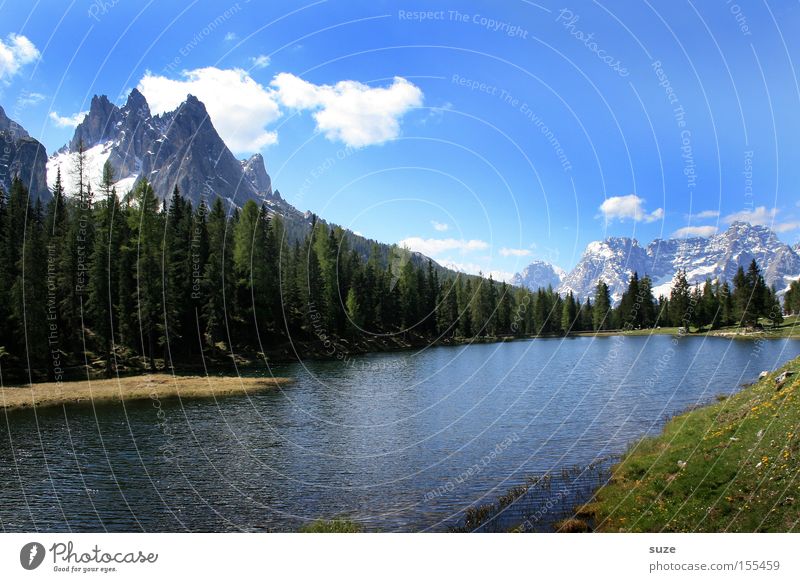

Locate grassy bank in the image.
[582,356,800,532]
[573,314,800,339]
[0,374,292,411]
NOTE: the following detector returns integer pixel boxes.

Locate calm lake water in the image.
[2,335,799,532]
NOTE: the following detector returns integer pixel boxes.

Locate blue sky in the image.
[2,0,800,278]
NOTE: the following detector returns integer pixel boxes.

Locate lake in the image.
[2,335,799,532]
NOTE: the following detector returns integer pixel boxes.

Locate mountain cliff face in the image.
[0,105,49,200]
[241,153,272,196]
[48,89,274,207]
[514,222,800,302]
[510,260,565,290]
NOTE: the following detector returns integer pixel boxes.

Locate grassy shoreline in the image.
[0,374,292,412]
[581,355,800,532]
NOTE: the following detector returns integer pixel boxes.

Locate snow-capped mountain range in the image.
[510,260,566,291]
[513,222,800,302]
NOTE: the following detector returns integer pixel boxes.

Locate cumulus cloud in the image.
[49,110,88,128]
[499,247,531,257]
[431,220,449,232]
[138,67,281,153]
[599,194,663,223]
[136,68,422,153]
[673,225,718,238]
[398,237,488,256]
[251,55,270,69]
[271,73,423,147]
[0,34,40,82]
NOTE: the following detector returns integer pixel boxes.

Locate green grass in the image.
[299,519,363,533]
[573,314,800,339]
[584,356,800,532]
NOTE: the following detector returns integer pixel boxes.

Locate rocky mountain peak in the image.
[0,105,48,200]
[48,89,274,207]
[69,94,120,151]
[510,259,565,290]
[0,104,29,138]
[241,153,272,196]
[121,87,150,118]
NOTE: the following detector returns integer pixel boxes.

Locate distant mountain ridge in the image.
[514,222,800,303]
[510,260,565,290]
[0,104,49,200]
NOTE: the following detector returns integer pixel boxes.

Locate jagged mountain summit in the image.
[513,222,800,302]
[47,89,274,206]
[0,104,49,200]
[510,260,565,291]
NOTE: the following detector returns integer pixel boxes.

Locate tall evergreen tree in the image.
[593,281,612,331]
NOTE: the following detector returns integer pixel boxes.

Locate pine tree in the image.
[87,162,117,375]
[593,281,612,331]
[785,280,800,315]
[638,275,656,328]
[162,186,194,360]
[203,197,233,348]
[561,291,578,332]
[11,194,49,373]
[719,281,734,326]
[618,272,641,328]
[699,279,720,330]
[669,270,691,328]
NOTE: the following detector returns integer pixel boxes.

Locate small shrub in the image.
[300,519,362,533]
[554,518,591,533]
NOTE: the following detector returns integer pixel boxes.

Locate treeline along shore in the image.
[0,147,798,386]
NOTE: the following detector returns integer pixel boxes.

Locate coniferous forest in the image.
[0,156,791,383]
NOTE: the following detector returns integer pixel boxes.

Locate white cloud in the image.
[224,32,238,41]
[137,68,421,153]
[420,101,453,125]
[499,247,532,257]
[723,206,777,225]
[774,221,800,233]
[49,110,88,128]
[271,73,423,147]
[398,236,488,256]
[0,34,40,82]
[431,220,449,232]
[17,91,45,107]
[673,225,718,238]
[251,55,270,69]
[441,260,514,283]
[691,209,720,219]
[138,67,281,153]
[598,194,663,223]
[722,206,800,233]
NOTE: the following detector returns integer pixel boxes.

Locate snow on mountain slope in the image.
[559,237,650,302]
[510,260,566,291]
[46,141,139,195]
[512,222,800,303]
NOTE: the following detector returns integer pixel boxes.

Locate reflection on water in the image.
[1,335,798,532]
